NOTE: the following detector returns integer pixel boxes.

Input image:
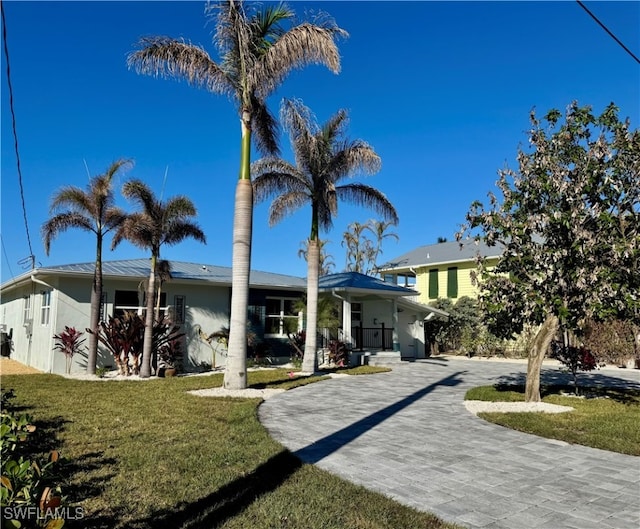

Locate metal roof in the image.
[1,259,307,290]
[378,239,504,272]
[318,272,417,296]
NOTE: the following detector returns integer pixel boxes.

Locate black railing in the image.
[351,322,393,351]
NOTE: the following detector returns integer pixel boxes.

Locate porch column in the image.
[392,298,400,351]
[342,296,353,347]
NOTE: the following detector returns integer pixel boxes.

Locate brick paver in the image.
[259,358,640,529]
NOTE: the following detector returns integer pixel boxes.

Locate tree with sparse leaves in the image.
[458,102,639,402]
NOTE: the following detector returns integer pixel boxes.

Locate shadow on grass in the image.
[64,450,118,506]
[99,450,304,529]
[495,367,640,395]
[295,371,465,464]
[492,382,640,405]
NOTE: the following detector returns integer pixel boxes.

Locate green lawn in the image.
[2,369,459,529]
[465,384,640,456]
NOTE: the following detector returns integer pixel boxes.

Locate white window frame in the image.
[23,296,31,323]
[40,290,51,326]
[265,297,300,336]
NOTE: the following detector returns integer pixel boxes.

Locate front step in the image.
[368,351,402,366]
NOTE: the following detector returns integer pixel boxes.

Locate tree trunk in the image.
[302,239,320,374]
[139,255,157,378]
[224,179,253,390]
[87,237,103,374]
[525,314,559,402]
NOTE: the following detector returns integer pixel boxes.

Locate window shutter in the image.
[428,269,439,299]
[447,267,458,298]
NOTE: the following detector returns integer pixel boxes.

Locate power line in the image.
[1,1,36,268]
[577,0,640,65]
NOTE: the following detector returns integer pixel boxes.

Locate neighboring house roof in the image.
[1,259,307,291]
[318,271,417,297]
[378,239,504,272]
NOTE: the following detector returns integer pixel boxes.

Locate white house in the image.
[0,259,447,374]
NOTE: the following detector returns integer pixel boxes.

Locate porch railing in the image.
[351,322,393,351]
[315,324,393,351]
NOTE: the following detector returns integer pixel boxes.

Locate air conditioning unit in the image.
[0,323,6,332]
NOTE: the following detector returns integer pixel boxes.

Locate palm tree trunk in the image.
[302,239,320,373]
[140,255,157,378]
[225,114,253,390]
[525,314,559,402]
[225,179,253,389]
[87,237,103,374]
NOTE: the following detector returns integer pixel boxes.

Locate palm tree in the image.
[42,159,132,374]
[342,221,374,273]
[112,179,206,378]
[253,99,398,373]
[127,1,347,389]
[366,219,399,274]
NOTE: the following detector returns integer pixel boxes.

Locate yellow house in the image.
[377,240,504,304]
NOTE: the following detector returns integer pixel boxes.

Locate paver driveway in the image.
[259,357,640,529]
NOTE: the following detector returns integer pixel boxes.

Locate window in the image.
[428,269,439,299]
[351,302,362,323]
[265,297,299,335]
[173,295,185,324]
[396,274,416,288]
[41,290,51,326]
[447,267,458,298]
[23,296,31,323]
[114,290,142,318]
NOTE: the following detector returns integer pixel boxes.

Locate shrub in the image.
[0,389,65,527]
[52,326,86,374]
[327,340,349,367]
[550,341,597,393]
[583,319,638,366]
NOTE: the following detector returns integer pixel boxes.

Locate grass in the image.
[465,384,640,456]
[2,369,459,529]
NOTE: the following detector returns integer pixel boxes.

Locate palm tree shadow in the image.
[113,450,303,529]
[295,371,465,464]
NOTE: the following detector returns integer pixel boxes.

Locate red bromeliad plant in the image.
[53,326,86,374]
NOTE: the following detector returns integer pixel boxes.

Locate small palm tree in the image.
[128,0,347,389]
[342,221,374,274]
[366,219,399,274]
[112,179,206,378]
[253,99,398,373]
[42,159,132,374]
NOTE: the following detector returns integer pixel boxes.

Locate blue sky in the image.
[1,1,638,285]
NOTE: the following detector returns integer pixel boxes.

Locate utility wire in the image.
[1,0,35,268]
[577,0,640,65]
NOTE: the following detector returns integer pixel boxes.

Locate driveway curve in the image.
[259,358,640,529]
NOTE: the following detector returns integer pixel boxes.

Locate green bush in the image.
[0,389,65,527]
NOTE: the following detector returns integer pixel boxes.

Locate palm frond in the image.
[42,213,93,255]
[128,37,232,96]
[122,179,158,216]
[330,141,382,181]
[250,96,280,155]
[254,22,348,99]
[268,192,308,226]
[336,184,399,224]
[49,186,92,215]
[163,222,207,246]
